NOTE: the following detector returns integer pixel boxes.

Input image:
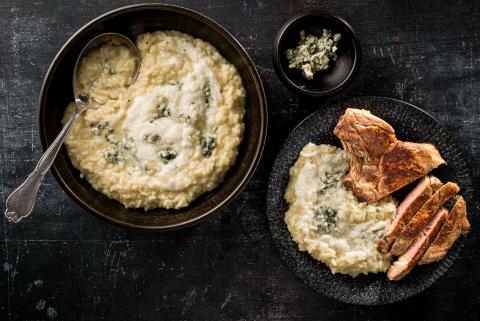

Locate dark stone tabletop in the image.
[1,0,479,320]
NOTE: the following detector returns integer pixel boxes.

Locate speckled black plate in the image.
[266,96,475,305]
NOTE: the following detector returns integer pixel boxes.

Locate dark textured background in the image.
[1,0,479,320]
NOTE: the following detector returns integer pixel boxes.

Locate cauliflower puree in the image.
[63,31,245,210]
[284,143,397,277]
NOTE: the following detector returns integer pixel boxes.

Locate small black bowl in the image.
[273,12,361,97]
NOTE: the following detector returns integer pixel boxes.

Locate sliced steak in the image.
[334,108,446,203]
[390,182,460,256]
[377,176,442,254]
[387,207,448,281]
[419,196,470,264]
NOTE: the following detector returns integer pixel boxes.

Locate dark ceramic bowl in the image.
[38,4,267,230]
[273,12,361,97]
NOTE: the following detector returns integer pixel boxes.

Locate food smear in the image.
[285,29,341,80]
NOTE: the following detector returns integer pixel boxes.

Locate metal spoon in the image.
[4,33,140,223]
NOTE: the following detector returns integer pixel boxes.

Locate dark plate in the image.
[266,96,475,305]
[272,12,361,97]
[38,4,267,230]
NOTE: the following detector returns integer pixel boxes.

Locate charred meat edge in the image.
[387,207,448,281]
[419,196,470,264]
[377,176,442,254]
[390,182,460,256]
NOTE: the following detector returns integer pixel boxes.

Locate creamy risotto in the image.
[63,31,245,210]
[284,143,397,277]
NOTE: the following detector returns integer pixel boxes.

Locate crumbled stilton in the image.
[170,80,183,89]
[158,146,177,163]
[120,137,135,151]
[200,135,216,157]
[143,133,160,143]
[104,148,124,164]
[314,206,337,233]
[177,113,191,123]
[90,121,113,136]
[285,29,341,80]
[202,81,211,106]
[105,134,118,145]
[150,99,170,122]
[318,172,342,195]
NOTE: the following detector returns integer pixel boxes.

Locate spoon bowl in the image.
[73,33,141,109]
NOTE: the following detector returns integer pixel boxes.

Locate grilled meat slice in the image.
[334,108,395,200]
[334,108,397,203]
[377,176,442,254]
[378,142,445,196]
[334,108,446,203]
[419,196,470,264]
[390,182,460,256]
[334,108,396,163]
[387,207,448,281]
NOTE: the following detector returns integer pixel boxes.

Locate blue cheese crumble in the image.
[285,29,341,80]
[284,143,397,277]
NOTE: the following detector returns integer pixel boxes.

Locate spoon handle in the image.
[5,109,82,223]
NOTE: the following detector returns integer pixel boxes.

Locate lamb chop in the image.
[333,108,446,203]
[387,207,448,281]
[377,175,442,254]
[419,196,470,264]
[390,182,460,256]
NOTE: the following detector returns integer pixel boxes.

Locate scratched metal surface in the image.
[0,0,479,320]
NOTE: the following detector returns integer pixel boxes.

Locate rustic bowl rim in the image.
[272,11,361,97]
[37,3,268,230]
